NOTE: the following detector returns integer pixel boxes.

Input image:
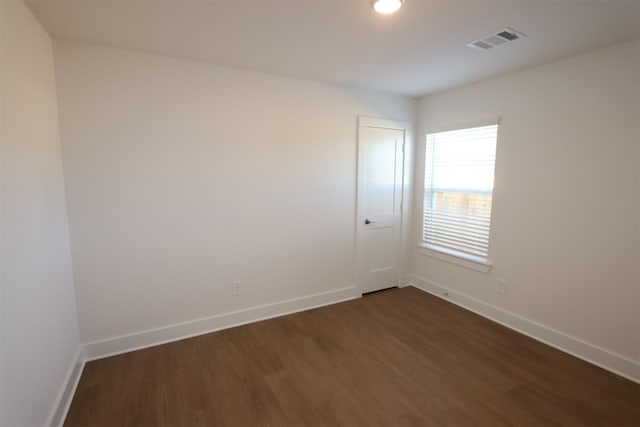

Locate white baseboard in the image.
[83,286,361,361]
[408,275,640,384]
[47,346,85,427]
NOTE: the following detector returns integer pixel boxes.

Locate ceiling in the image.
[26,0,640,98]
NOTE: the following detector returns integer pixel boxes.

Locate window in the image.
[420,123,498,270]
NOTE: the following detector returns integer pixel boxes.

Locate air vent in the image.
[467,27,526,51]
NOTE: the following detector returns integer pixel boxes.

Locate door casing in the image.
[355,116,409,295]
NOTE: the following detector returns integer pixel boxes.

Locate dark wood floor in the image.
[65,287,639,426]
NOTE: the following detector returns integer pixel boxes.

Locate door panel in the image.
[356,117,407,294]
[366,226,394,270]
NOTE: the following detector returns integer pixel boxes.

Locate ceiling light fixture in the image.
[371,0,404,14]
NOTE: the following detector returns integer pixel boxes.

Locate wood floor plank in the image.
[64,287,640,426]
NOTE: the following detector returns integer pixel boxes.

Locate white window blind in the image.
[423,124,498,258]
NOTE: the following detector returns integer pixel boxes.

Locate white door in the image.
[356,117,407,294]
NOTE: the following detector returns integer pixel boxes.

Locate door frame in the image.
[355,116,410,295]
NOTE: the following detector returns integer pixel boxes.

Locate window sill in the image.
[417,243,492,274]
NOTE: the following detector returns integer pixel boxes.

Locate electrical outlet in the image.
[231,280,244,296]
[497,279,507,295]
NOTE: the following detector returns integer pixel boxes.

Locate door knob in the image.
[365,219,377,225]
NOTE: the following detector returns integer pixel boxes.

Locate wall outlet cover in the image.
[497,279,507,295]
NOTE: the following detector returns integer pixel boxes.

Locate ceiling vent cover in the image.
[467,27,526,51]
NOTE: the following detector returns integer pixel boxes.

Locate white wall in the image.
[410,40,640,371]
[52,41,415,348]
[0,1,82,426]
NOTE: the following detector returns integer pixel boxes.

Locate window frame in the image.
[417,118,499,273]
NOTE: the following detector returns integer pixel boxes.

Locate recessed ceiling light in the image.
[371,0,404,14]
